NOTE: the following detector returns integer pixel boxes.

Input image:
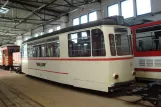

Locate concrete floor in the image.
[0,69,155,107]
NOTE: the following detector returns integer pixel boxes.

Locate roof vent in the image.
[103,16,125,25]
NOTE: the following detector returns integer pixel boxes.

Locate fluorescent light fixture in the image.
[0,7,9,14]
[35,34,38,37]
[25,37,28,41]
[48,29,53,33]
[40,32,44,35]
[56,26,61,30]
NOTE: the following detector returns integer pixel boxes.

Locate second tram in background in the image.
[22,16,135,92]
[0,44,20,70]
[131,21,161,81]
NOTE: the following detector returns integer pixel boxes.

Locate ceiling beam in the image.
[0,35,17,37]
[0,3,55,17]
[20,0,99,36]
[63,0,77,7]
[0,25,28,31]
[20,3,45,20]
[0,20,42,25]
[9,0,64,14]
[14,0,71,7]
[0,31,18,35]
[0,16,48,22]
[2,0,59,36]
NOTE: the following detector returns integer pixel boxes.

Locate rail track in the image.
[0,80,45,107]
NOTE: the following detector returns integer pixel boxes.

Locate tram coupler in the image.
[126,82,161,106]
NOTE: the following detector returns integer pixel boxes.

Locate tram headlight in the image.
[113,74,119,79]
[132,71,136,76]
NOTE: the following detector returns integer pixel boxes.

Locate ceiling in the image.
[0,0,99,44]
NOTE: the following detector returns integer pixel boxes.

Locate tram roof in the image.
[0,44,19,48]
[23,16,129,43]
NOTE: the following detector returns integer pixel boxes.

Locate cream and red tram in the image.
[132,21,161,81]
[22,17,135,92]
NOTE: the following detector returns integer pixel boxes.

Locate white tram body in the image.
[22,17,135,92]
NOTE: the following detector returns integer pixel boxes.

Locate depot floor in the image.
[0,70,155,107]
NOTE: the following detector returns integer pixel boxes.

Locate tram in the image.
[0,44,20,69]
[131,21,161,81]
[22,16,135,92]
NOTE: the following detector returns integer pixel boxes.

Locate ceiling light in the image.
[0,7,9,14]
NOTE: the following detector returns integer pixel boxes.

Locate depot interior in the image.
[0,0,161,107]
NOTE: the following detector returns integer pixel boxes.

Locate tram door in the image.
[2,50,7,66]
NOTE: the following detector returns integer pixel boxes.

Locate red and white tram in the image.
[132,21,161,81]
[22,16,135,92]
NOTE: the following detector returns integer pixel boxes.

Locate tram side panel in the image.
[132,21,161,81]
[24,26,134,92]
[134,57,161,80]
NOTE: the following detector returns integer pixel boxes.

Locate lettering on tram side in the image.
[36,63,46,67]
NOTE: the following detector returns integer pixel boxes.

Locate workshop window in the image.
[136,0,151,15]
[81,15,88,24]
[121,0,134,18]
[108,4,119,17]
[73,17,80,26]
[89,11,97,22]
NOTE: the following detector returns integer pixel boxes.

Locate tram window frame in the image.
[46,37,60,57]
[27,44,33,58]
[68,30,91,57]
[22,44,28,58]
[136,26,161,52]
[109,34,116,56]
[115,34,131,56]
[91,28,106,56]
[41,44,46,57]
[32,45,41,57]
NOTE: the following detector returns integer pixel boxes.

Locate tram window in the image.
[22,44,27,58]
[115,34,131,55]
[33,45,41,57]
[41,44,46,57]
[109,34,116,56]
[136,30,161,52]
[27,45,33,57]
[92,29,106,56]
[68,31,91,57]
[46,37,60,57]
